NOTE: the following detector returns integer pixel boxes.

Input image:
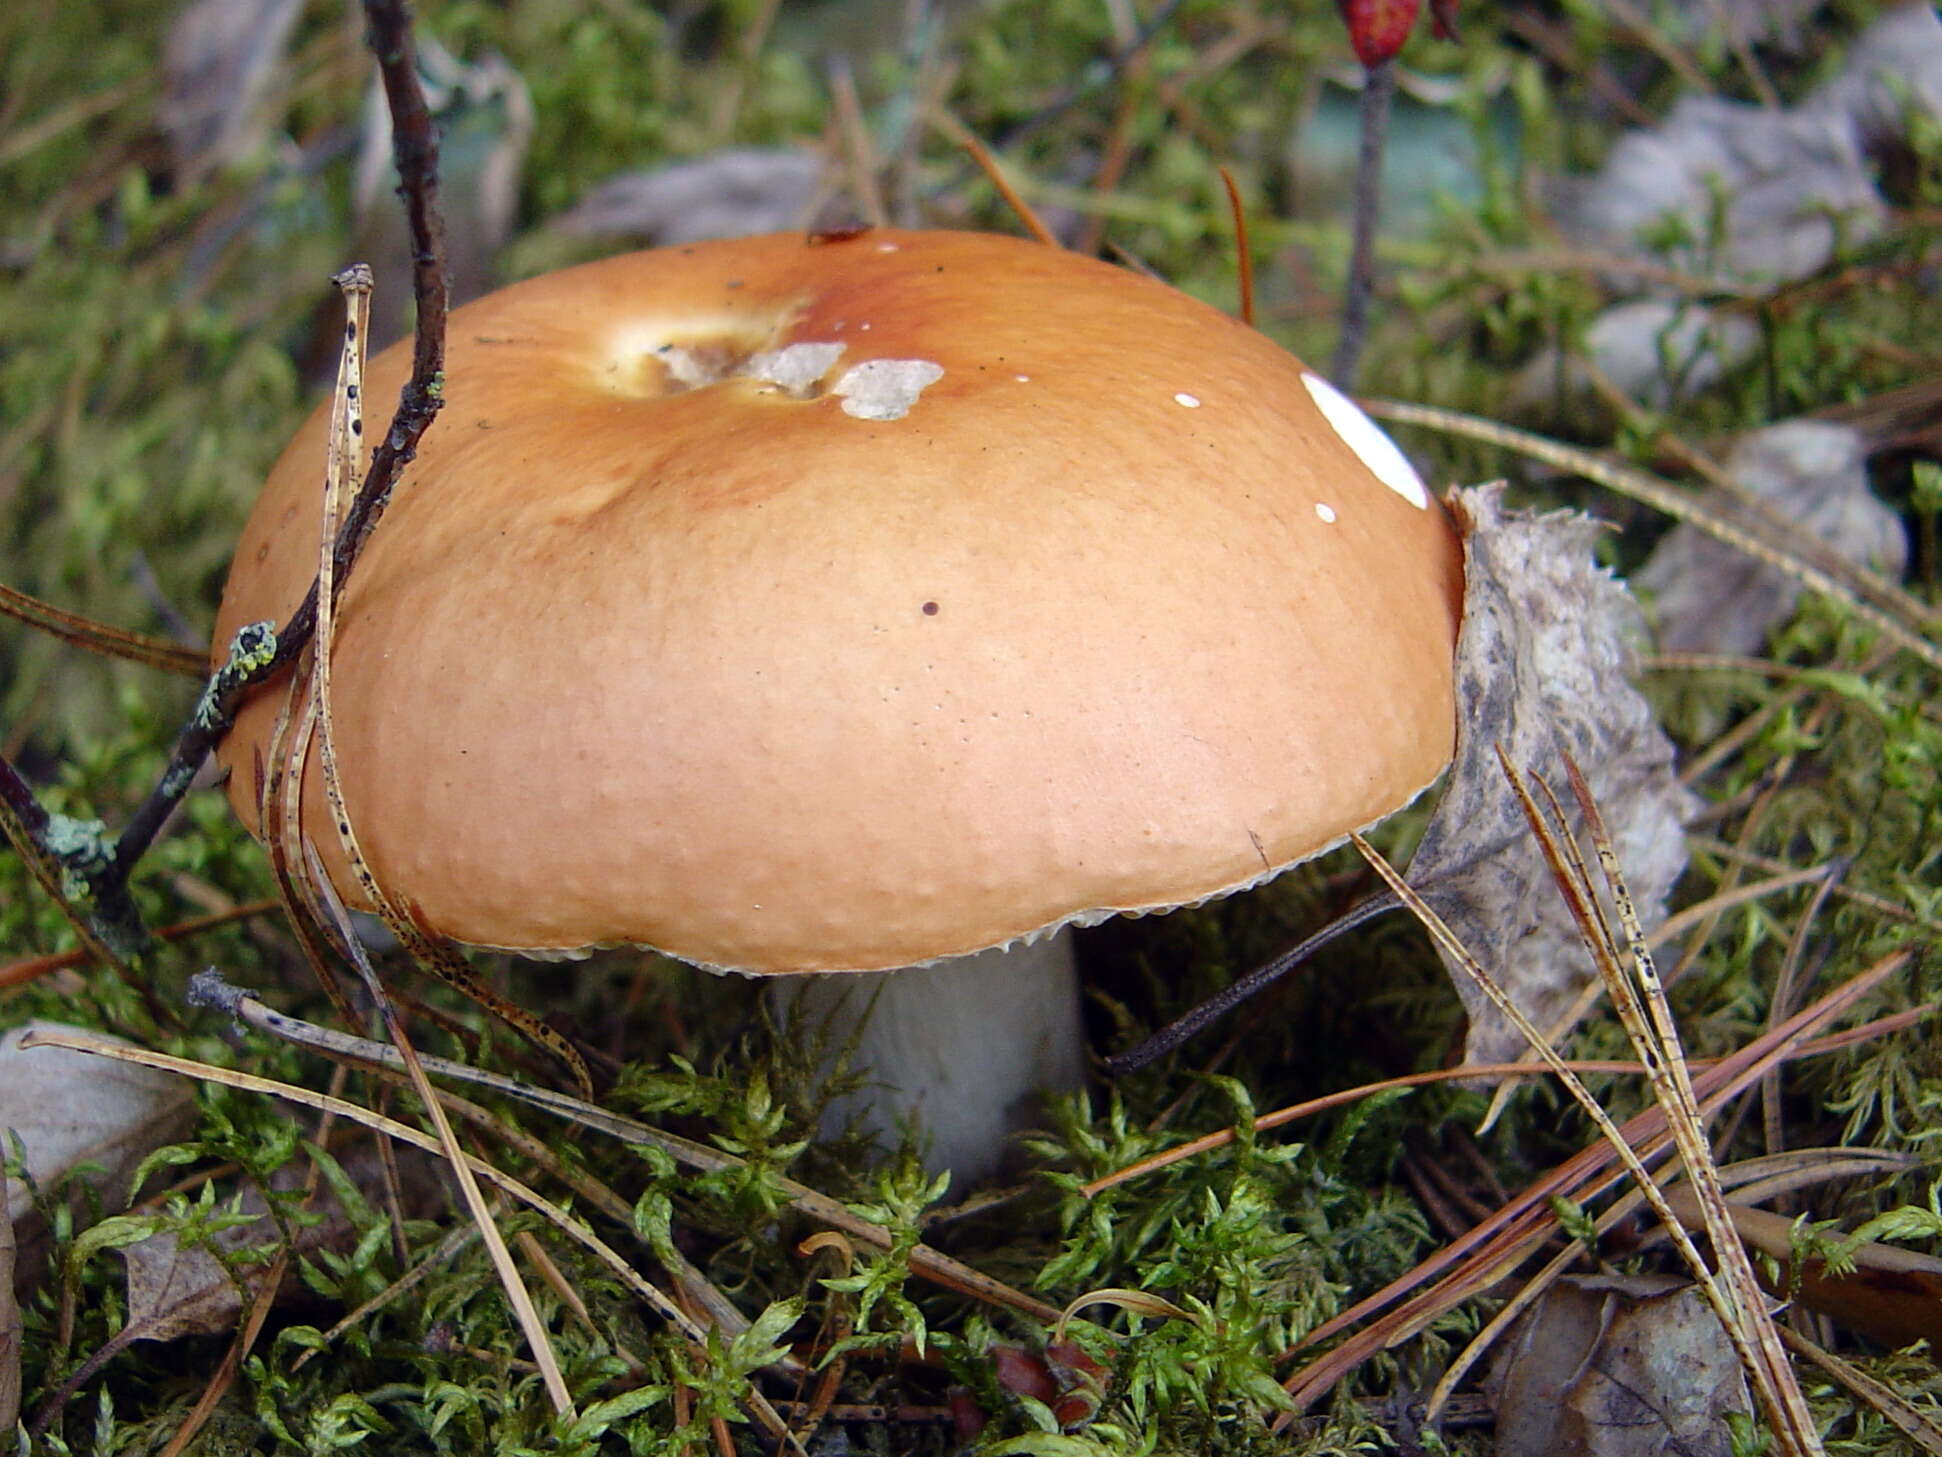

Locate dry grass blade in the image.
[308,266,575,1418]
[1084,1059,1656,1197]
[15,1029,807,1450]
[1474,855,1845,1134]
[1779,1327,1942,1455]
[1345,832,1772,1415]
[1216,164,1254,327]
[1514,752,1822,1451]
[927,107,1060,247]
[827,59,887,230]
[259,690,362,1031]
[1081,1005,1928,1197]
[1423,1145,1920,1426]
[0,583,206,676]
[298,269,590,1096]
[191,974,1063,1324]
[289,1223,478,1372]
[1347,798,1823,1455]
[304,855,577,1417]
[1689,834,1942,938]
[1706,1148,1923,1208]
[1276,948,1911,1414]
[1363,398,1942,672]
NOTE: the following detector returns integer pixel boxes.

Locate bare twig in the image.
[186,972,1063,1325]
[1102,892,1400,1074]
[1330,57,1395,386]
[102,0,451,896]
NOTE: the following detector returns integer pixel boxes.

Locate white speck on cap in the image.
[835,359,946,421]
[1300,373,1429,509]
[1174,392,1201,408]
[1315,502,1337,523]
[877,242,899,252]
[1015,374,1031,383]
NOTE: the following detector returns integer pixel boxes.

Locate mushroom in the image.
[212,229,1463,1183]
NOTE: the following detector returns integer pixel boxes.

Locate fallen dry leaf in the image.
[1807,2,1942,150]
[1554,94,1883,292]
[117,1186,314,1343]
[1,1022,196,1279]
[1410,485,1698,1069]
[1488,1274,1751,1457]
[118,1140,439,1344]
[119,1220,271,1344]
[1636,421,1907,657]
[551,147,828,246]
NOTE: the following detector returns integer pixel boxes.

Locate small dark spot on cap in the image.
[921,601,939,616]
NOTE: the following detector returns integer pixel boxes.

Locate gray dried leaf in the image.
[159,0,303,182]
[1637,421,1908,657]
[1488,1275,1752,1457]
[551,148,828,245]
[1510,299,1759,414]
[119,1222,258,1343]
[120,1184,322,1341]
[1807,3,1942,150]
[1554,94,1883,289]
[2,1022,194,1228]
[1409,486,1698,1068]
[118,1143,435,1343]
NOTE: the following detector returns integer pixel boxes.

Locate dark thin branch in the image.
[0,754,51,843]
[1330,56,1395,387]
[0,0,449,958]
[1102,891,1404,1075]
[103,0,449,891]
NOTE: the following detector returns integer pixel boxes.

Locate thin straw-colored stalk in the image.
[309,268,573,1417]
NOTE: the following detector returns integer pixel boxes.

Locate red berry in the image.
[1337,0,1423,67]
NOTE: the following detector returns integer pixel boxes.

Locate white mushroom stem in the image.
[769,930,1084,1187]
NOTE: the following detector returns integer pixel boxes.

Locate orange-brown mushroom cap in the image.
[214,228,1463,973]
